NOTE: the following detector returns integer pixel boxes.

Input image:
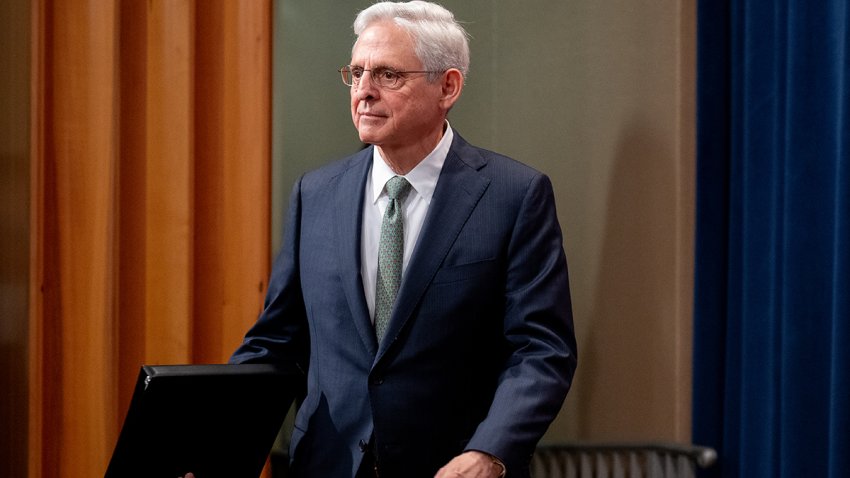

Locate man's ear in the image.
[439,68,464,110]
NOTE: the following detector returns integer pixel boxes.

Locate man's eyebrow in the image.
[350,63,400,71]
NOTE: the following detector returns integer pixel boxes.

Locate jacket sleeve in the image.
[230,176,310,379]
[465,172,578,472]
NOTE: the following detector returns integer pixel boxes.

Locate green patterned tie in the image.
[374,176,412,342]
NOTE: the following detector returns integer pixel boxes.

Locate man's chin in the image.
[357,132,382,146]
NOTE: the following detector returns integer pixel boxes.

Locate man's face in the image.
[349,21,445,153]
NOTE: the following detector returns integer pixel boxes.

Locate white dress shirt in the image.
[361,125,454,320]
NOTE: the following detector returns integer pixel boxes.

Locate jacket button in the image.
[371,377,384,385]
[359,439,369,453]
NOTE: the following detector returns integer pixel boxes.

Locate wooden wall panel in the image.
[31,0,121,475]
[117,0,149,412]
[194,0,227,363]
[193,0,271,364]
[223,0,272,343]
[29,1,272,476]
[143,0,195,364]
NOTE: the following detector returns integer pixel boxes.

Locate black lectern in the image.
[105,364,299,478]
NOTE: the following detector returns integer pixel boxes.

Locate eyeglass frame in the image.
[339,65,445,89]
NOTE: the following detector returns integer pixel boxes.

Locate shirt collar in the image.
[369,122,454,205]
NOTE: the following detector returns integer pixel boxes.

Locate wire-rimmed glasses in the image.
[339,65,443,89]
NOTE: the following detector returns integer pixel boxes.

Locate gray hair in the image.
[353,1,470,81]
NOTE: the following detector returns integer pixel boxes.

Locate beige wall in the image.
[274,0,696,443]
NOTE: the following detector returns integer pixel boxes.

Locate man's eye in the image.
[350,67,364,79]
[379,69,399,81]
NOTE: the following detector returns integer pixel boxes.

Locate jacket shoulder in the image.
[451,133,548,183]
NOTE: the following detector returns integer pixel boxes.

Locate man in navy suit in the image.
[230,2,577,477]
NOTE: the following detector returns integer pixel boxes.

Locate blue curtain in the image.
[693,1,849,477]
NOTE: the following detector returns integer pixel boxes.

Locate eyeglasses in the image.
[339,65,443,89]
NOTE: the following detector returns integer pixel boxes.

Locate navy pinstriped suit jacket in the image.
[231,133,577,478]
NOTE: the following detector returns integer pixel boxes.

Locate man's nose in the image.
[353,71,379,100]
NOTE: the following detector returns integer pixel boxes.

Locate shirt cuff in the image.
[491,455,506,478]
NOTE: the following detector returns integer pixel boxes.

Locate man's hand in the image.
[434,451,505,478]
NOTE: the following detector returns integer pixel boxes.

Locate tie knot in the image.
[385,176,412,201]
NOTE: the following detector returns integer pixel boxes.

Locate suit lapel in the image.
[375,135,491,362]
[334,148,379,357]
